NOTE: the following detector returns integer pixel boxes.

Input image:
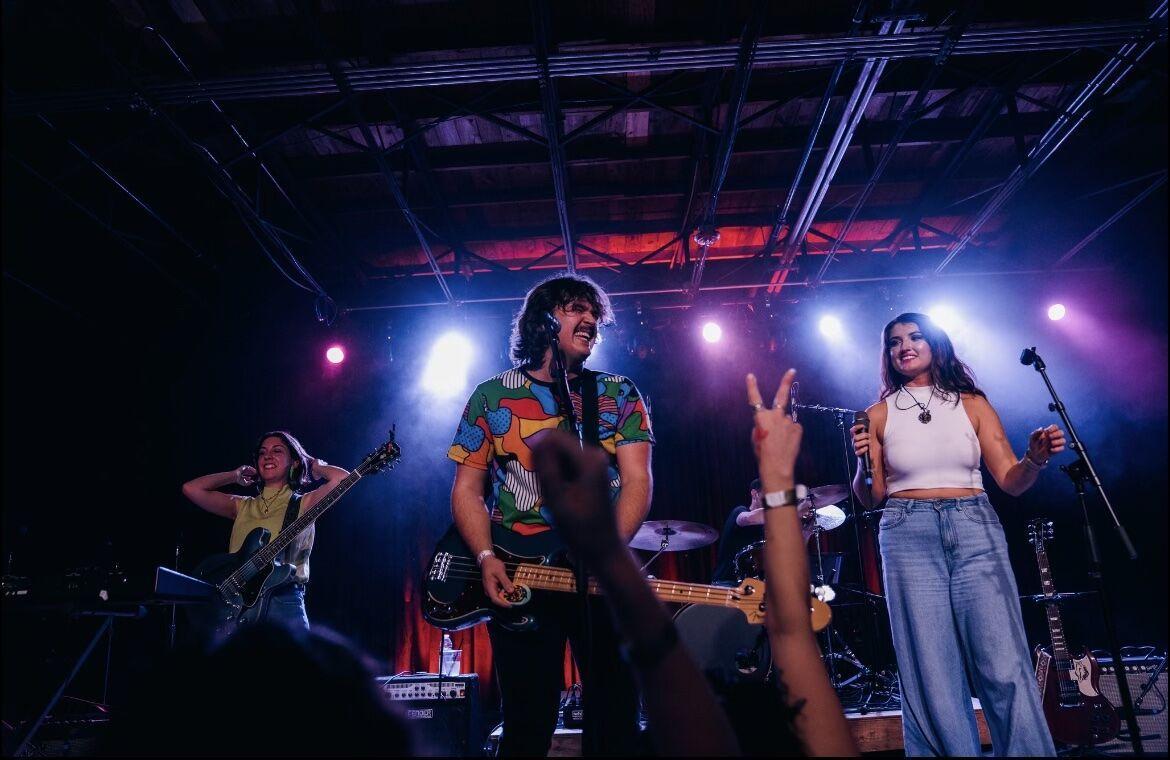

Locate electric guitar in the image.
[1029,519,1120,746]
[192,433,402,633]
[422,522,832,632]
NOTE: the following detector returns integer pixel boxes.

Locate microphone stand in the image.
[547,330,593,731]
[1021,347,1143,754]
[793,402,888,712]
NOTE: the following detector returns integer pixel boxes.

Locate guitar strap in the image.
[277,492,305,565]
[581,369,600,447]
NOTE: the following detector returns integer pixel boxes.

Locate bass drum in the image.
[674,601,771,683]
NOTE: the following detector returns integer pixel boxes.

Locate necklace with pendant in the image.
[258,485,286,515]
[898,386,935,424]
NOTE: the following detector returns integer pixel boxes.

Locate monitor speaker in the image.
[378,674,483,756]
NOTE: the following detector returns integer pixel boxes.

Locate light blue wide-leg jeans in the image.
[880,495,1055,757]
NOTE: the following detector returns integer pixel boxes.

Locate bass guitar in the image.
[423,523,831,633]
[193,433,401,633]
[1028,518,1119,747]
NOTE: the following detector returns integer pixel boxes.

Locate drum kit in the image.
[629,483,856,686]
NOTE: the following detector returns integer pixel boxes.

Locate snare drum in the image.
[673,602,771,683]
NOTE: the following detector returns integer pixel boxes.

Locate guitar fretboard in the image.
[512,563,758,612]
[1034,543,1080,702]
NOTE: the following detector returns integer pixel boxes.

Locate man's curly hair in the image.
[509,273,614,367]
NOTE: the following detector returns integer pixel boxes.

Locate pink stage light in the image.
[701,321,723,343]
[1047,303,1067,321]
[326,345,346,364]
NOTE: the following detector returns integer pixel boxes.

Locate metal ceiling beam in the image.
[282,110,1056,180]
[9,20,1162,114]
[689,0,766,294]
[811,11,973,284]
[532,0,576,272]
[302,5,455,304]
[935,2,1168,272]
[1053,171,1167,267]
[778,19,907,271]
[343,265,1110,313]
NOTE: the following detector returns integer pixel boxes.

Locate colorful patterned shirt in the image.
[447,367,654,534]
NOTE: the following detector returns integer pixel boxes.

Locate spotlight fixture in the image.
[701,321,723,343]
[325,345,345,364]
[1047,303,1067,321]
[692,226,720,248]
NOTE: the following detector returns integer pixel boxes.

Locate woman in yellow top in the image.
[182,430,349,629]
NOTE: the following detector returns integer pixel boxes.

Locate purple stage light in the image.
[701,321,723,343]
[1047,303,1067,321]
[326,345,345,364]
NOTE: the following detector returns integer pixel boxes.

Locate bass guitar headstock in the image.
[357,426,403,476]
[1027,518,1054,551]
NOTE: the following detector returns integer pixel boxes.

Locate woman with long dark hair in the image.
[181,430,349,629]
[851,313,1065,756]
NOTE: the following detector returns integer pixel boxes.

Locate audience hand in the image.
[533,432,623,563]
[745,369,803,492]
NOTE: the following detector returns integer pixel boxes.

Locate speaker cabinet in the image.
[378,674,483,756]
[1094,653,1167,755]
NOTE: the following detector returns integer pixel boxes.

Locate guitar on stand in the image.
[1028,519,1120,748]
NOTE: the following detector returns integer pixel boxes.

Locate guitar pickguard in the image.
[1072,655,1101,698]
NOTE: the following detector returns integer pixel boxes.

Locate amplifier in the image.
[1094,653,1167,755]
[377,674,482,757]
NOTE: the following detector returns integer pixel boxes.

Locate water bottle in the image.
[440,633,462,676]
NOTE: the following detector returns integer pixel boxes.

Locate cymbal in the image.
[629,520,719,551]
[737,504,847,531]
[812,505,847,531]
[803,484,850,508]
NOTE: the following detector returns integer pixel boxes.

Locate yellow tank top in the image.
[228,484,314,583]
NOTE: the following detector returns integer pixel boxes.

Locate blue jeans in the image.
[264,583,310,631]
[880,495,1054,757]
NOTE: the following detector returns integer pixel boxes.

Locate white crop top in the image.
[882,386,984,493]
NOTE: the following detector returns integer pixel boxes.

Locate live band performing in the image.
[3,2,1167,757]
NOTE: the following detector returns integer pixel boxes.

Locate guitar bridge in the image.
[428,552,452,582]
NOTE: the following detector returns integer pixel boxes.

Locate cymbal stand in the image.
[638,531,673,573]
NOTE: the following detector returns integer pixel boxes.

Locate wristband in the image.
[1022,453,1047,471]
[763,484,807,508]
[621,622,680,670]
[476,549,496,567]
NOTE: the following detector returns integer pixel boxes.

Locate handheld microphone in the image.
[1019,347,1036,366]
[542,312,561,334]
[853,410,874,487]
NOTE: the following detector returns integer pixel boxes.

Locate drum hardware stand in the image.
[1021,346,1143,755]
[794,402,894,713]
[639,530,674,573]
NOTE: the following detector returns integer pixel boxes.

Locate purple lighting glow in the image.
[1047,303,1067,321]
[326,345,345,364]
[701,322,723,343]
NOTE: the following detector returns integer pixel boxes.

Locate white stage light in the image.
[818,315,844,341]
[422,332,475,398]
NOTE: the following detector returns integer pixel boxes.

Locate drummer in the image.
[713,479,822,583]
[712,479,765,583]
